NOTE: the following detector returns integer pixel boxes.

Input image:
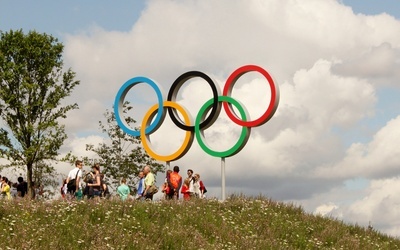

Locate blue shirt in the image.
[137,178,144,195]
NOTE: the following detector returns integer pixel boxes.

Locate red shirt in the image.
[181,185,190,200]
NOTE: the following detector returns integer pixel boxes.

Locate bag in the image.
[67,179,76,191]
[75,189,83,200]
[148,185,159,195]
[169,172,181,189]
[200,180,207,194]
[83,172,93,183]
[67,170,80,192]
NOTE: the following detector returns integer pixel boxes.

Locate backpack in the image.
[83,172,94,183]
[200,180,207,193]
[170,172,181,189]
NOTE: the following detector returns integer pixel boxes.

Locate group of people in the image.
[64,162,208,201]
[63,160,109,200]
[160,166,207,200]
[3,161,208,202]
[117,165,156,201]
[0,175,31,200]
[117,165,207,201]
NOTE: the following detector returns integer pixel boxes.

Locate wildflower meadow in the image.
[0,195,399,249]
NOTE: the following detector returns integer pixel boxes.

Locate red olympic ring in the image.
[223,65,279,127]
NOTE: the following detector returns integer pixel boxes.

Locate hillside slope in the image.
[0,195,399,249]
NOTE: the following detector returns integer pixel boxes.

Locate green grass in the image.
[0,195,399,249]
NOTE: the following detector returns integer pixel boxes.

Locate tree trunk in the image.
[27,162,34,199]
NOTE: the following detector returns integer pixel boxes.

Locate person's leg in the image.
[166,190,174,200]
[67,190,75,200]
[93,190,101,200]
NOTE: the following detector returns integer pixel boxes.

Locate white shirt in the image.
[193,181,200,196]
[68,167,83,188]
[63,184,68,195]
[188,177,195,193]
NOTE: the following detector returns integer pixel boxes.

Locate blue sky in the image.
[343,0,400,18]
[2,0,400,236]
[2,1,399,34]
[1,1,145,34]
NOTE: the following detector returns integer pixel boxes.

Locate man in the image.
[136,171,145,200]
[169,166,182,200]
[142,165,155,200]
[66,160,83,197]
[16,176,28,198]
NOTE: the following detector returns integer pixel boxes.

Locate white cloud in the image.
[315,202,339,216]
[55,0,400,236]
[330,177,400,236]
[314,115,400,179]
[333,43,400,86]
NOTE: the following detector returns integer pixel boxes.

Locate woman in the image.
[197,173,207,199]
[192,174,201,198]
[87,164,102,199]
[1,177,11,200]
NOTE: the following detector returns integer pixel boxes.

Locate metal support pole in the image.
[166,161,170,170]
[221,157,226,201]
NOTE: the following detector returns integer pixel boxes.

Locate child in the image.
[162,170,172,199]
[61,179,67,199]
[180,178,190,201]
[117,178,130,201]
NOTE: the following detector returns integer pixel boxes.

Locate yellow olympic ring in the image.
[140,101,194,162]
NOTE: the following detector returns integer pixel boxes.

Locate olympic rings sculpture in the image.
[114,65,279,162]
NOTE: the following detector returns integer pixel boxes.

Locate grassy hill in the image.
[0,195,399,249]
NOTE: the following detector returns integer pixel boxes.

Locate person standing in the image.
[87,164,102,199]
[169,166,182,200]
[1,176,11,200]
[193,173,201,198]
[162,170,172,199]
[66,160,83,198]
[136,171,145,200]
[142,165,155,200]
[117,178,131,201]
[197,174,207,199]
[61,179,67,199]
[16,176,28,198]
[180,178,191,201]
[186,169,195,197]
[100,173,109,198]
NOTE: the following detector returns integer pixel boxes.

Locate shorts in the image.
[93,190,101,197]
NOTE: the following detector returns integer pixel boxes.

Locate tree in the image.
[0,30,79,199]
[31,160,60,199]
[85,104,165,193]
